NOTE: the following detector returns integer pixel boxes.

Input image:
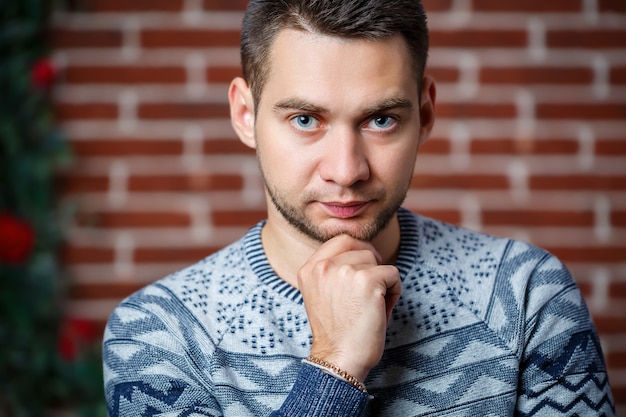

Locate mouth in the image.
[319,201,370,219]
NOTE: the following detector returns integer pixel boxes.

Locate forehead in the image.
[260,29,419,111]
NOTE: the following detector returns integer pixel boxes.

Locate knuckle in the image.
[312,258,335,277]
[337,263,357,279]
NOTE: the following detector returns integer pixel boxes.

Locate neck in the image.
[261,208,401,289]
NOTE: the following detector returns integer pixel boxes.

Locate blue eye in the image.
[368,116,396,131]
[291,115,318,130]
[374,116,392,128]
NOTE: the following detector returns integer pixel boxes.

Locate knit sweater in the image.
[103,208,614,416]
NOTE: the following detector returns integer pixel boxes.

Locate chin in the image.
[308,218,383,243]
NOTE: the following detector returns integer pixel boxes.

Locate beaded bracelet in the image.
[304,355,368,393]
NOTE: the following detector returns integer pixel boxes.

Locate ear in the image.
[229,77,256,149]
[418,74,436,146]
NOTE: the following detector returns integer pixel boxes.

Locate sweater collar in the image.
[243,208,420,304]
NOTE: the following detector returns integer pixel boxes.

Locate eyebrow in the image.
[363,97,414,117]
[273,96,414,116]
[273,98,327,114]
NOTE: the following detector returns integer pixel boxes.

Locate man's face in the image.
[253,29,428,243]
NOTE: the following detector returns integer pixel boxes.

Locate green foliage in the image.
[0,0,107,415]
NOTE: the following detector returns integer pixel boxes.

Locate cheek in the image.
[257,126,322,181]
[257,143,313,191]
[372,144,418,181]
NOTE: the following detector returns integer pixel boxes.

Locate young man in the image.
[103,1,614,415]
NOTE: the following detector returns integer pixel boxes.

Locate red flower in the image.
[57,317,98,361]
[31,58,56,90]
[0,212,35,265]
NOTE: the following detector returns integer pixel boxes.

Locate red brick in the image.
[609,282,626,298]
[425,67,460,83]
[65,66,186,84]
[59,175,109,194]
[61,245,114,264]
[203,139,254,155]
[430,30,527,48]
[76,211,191,228]
[483,209,594,227]
[480,67,593,85]
[128,174,243,192]
[202,0,249,11]
[141,29,241,48]
[613,388,626,407]
[75,0,184,12]
[207,66,243,83]
[576,281,592,299]
[472,0,582,12]
[422,0,454,12]
[607,350,626,369]
[595,139,626,155]
[591,314,626,333]
[610,67,626,84]
[134,247,219,263]
[471,138,579,155]
[138,103,230,120]
[55,103,118,121]
[599,0,626,12]
[419,138,451,154]
[546,247,626,263]
[530,175,626,191]
[70,139,184,157]
[69,283,144,300]
[536,103,626,120]
[212,210,267,226]
[50,29,123,48]
[436,103,517,119]
[612,211,626,227]
[547,30,626,48]
[415,209,461,224]
[410,174,509,190]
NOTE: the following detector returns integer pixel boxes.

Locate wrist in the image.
[304,355,368,393]
[308,347,372,382]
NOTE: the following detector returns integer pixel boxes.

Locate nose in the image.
[319,126,370,187]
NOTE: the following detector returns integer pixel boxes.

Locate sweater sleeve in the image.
[103,291,369,417]
[103,297,221,416]
[515,254,615,416]
[271,363,369,416]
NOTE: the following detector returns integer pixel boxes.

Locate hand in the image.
[297,234,402,382]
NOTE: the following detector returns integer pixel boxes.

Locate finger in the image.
[378,265,402,324]
[309,234,382,264]
[330,248,381,269]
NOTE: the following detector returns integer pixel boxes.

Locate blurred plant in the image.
[0,1,106,415]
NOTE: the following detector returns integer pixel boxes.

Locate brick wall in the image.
[51,0,626,409]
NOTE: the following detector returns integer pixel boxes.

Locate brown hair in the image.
[240,0,429,106]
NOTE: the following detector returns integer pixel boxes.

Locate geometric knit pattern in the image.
[103,208,615,416]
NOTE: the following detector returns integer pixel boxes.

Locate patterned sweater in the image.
[103,209,614,416]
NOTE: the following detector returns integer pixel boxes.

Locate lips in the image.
[320,201,369,219]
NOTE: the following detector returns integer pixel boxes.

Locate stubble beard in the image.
[261,167,409,243]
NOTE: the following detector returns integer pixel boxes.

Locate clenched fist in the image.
[297,234,402,383]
